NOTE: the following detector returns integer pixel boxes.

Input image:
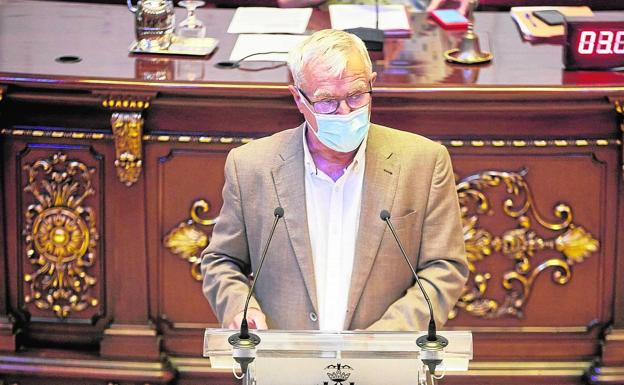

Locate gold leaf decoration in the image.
[112,112,143,186]
[164,199,216,281]
[451,170,599,319]
[22,153,99,319]
[555,225,599,264]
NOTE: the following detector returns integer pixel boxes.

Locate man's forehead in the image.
[301,67,370,96]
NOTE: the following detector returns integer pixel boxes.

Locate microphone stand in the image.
[228,207,284,377]
[379,210,448,375]
[345,0,384,51]
[215,51,289,69]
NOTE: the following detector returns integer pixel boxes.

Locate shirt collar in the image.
[302,123,368,176]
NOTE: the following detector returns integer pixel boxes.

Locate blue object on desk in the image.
[430,9,469,29]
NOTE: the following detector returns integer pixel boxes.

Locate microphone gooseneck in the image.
[228,207,284,376]
[379,209,448,374]
[215,51,289,69]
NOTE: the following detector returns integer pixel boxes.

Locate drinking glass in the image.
[176,0,206,38]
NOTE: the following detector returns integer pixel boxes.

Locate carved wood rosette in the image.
[449,169,599,320]
[164,200,216,281]
[22,153,99,319]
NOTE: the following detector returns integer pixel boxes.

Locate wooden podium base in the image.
[100,324,162,360]
[0,316,17,352]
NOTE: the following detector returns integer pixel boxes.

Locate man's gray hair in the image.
[288,29,373,87]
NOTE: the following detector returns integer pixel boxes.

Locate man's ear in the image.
[288,84,306,114]
[370,71,378,85]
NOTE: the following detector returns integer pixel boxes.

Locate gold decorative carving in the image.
[96,91,153,112]
[164,200,216,281]
[0,129,111,140]
[111,112,143,187]
[450,170,599,319]
[22,153,99,319]
[1,128,621,149]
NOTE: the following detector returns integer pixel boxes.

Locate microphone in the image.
[228,206,284,376]
[379,209,448,375]
[345,0,384,51]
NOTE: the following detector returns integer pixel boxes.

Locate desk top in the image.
[1,0,624,93]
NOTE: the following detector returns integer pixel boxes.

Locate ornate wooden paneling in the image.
[0,3,623,384]
[3,141,109,346]
[449,151,612,326]
[144,145,236,356]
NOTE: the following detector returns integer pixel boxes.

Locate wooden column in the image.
[98,93,162,360]
[589,98,624,384]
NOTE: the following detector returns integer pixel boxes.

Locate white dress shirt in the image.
[303,126,367,331]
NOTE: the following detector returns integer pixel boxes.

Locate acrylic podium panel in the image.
[203,328,472,385]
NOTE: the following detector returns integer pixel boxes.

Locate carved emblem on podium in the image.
[22,153,99,318]
[324,363,354,385]
[450,169,599,319]
[164,199,216,281]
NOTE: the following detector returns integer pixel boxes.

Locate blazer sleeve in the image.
[367,145,469,331]
[200,149,261,327]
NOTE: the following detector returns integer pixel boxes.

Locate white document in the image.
[329,4,410,32]
[227,7,313,34]
[229,34,309,62]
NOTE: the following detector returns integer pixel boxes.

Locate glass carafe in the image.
[128,0,175,51]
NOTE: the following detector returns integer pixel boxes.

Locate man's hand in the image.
[426,0,471,16]
[227,308,268,330]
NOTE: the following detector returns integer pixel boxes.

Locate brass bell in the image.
[444,0,493,64]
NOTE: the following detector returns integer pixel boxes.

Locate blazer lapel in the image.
[344,125,400,328]
[271,124,318,313]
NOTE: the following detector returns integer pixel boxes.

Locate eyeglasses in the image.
[297,87,373,115]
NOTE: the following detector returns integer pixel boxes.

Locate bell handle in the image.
[127,0,137,13]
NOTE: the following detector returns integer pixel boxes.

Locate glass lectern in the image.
[204,328,472,385]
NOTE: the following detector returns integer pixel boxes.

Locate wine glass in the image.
[176,0,206,38]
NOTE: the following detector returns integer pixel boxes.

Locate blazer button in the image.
[309,312,318,322]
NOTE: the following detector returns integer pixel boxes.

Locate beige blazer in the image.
[200,123,468,331]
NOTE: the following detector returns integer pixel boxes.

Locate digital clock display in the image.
[564,15,624,70]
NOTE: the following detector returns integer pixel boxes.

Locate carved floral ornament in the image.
[449,169,599,319]
[22,153,100,319]
[164,170,599,320]
[164,200,216,281]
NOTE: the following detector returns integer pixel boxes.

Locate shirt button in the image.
[309,312,318,322]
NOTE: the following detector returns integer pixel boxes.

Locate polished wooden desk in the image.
[0,1,623,384]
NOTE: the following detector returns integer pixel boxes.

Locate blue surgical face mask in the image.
[305,105,371,153]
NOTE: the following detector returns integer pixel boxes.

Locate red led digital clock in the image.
[564,15,624,71]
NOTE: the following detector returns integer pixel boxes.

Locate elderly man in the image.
[200,29,468,332]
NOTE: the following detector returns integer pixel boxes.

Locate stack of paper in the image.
[510,6,593,40]
[229,34,309,62]
[227,7,312,34]
[226,7,312,64]
[329,4,411,37]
